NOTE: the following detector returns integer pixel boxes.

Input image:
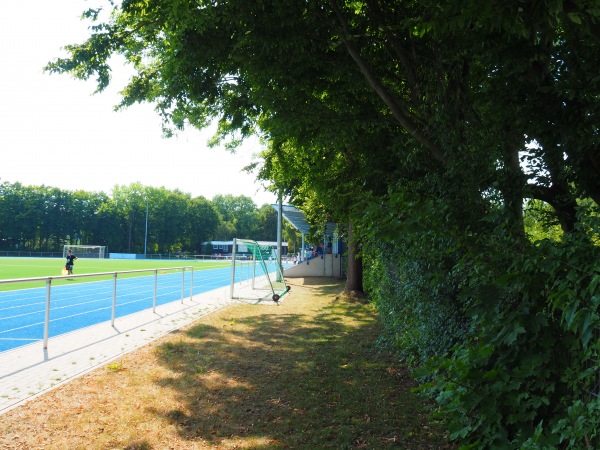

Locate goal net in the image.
[63,245,107,258]
[230,238,290,303]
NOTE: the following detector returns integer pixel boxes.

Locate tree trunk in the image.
[345,220,364,294]
[502,146,527,245]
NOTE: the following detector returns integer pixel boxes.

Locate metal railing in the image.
[0,266,194,350]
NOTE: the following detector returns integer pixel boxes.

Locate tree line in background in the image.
[45,1,600,447]
[0,180,299,255]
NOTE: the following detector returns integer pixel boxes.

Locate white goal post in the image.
[230,238,290,303]
[63,245,107,258]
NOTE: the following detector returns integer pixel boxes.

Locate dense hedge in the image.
[363,203,600,448]
[363,240,467,368]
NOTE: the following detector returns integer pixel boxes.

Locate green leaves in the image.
[494,324,526,346]
[567,12,582,24]
[418,236,600,448]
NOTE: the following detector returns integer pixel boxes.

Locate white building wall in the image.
[283,254,342,278]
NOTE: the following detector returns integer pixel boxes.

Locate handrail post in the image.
[111,273,117,326]
[252,253,256,289]
[181,268,185,304]
[43,278,51,349]
[153,269,158,313]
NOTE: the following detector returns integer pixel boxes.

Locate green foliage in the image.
[363,240,467,368]
[0,181,251,254]
[0,181,109,251]
[523,199,563,243]
[185,196,221,251]
[106,360,125,372]
[417,234,600,448]
[359,182,600,448]
[211,194,262,240]
[254,205,278,241]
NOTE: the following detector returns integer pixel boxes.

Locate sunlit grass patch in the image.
[0,277,452,449]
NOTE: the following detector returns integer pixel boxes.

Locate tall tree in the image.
[111,183,147,253]
[94,197,129,253]
[0,182,20,250]
[211,194,258,240]
[142,186,190,254]
[254,204,278,241]
[185,195,221,252]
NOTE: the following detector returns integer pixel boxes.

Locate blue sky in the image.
[0,1,277,206]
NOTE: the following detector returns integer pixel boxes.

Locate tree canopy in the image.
[45,0,600,446]
[0,180,272,254]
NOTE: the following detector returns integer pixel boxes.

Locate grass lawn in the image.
[0,277,452,449]
[0,257,230,291]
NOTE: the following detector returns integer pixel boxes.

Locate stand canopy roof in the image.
[272,204,337,236]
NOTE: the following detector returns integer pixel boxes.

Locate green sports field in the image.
[0,257,231,291]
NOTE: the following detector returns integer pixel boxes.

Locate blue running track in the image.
[0,266,237,353]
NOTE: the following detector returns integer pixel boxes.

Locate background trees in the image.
[0,181,272,254]
[42,0,600,446]
[212,194,260,240]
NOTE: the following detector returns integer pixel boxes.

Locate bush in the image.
[357,181,600,448]
[360,194,600,448]
[418,235,600,448]
[364,239,467,367]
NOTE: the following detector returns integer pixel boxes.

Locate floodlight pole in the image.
[144,198,148,258]
[230,238,237,299]
[277,192,283,281]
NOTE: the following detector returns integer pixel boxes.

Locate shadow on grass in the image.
[150,278,450,449]
[123,441,152,450]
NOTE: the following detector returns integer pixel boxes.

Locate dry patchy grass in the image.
[0,278,452,449]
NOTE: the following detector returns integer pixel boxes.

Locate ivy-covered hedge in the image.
[363,213,600,448]
[363,239,467,368]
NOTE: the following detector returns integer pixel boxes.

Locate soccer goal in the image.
[230,238,290,303]
[63,245,107,258]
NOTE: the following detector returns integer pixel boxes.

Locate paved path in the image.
[0,284,238,415]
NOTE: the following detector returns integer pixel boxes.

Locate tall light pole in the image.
[277,191,283,281]
[144,198,149,258]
